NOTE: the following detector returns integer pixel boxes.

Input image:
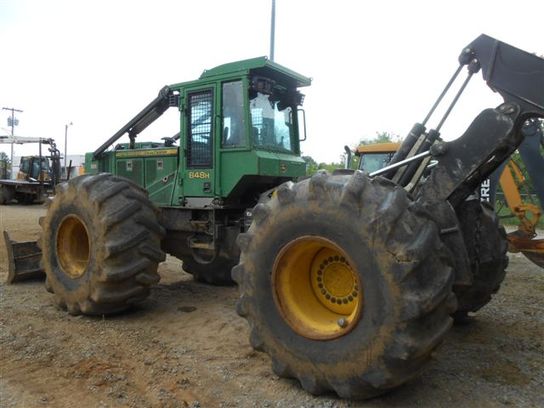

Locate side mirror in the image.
[298,108,307,142]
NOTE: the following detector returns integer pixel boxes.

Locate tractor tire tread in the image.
[41,174,163,316]
[454,201,508,318]
[233,171,454,399]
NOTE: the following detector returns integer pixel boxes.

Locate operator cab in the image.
[18,156,51,181]
[86,57,311,208]
[356,142,399,173]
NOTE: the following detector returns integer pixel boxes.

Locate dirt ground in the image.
[0,204,543,408]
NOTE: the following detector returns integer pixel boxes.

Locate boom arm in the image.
[0,136,55,145]
[467,35,544,112]
[383,35,544,207]
[92,86,177,159]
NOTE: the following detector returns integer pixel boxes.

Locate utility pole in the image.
[270,0,276,61]
[2,107,23,176]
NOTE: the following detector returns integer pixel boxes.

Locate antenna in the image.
[270,0,276,61]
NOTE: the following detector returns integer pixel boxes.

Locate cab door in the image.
[181,86,217,199]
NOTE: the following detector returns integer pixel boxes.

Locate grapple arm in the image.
[466,34,544,112]
[417,35,544,207]
[92,86,175,159]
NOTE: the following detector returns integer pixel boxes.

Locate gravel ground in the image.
[0,204,543,407]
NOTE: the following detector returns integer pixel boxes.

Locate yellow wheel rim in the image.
[272,236,363,340]
[56,215,90,278]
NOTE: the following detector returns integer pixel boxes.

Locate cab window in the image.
[222,81,246,148]
[250,92,294,153]
[187,90,213,168]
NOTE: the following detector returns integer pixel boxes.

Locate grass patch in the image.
[495,200,544,228]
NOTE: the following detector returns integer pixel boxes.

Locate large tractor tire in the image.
[233,171,455,399]
[183,252,235,285]
[39,174,166,315]
[454,200,508,322]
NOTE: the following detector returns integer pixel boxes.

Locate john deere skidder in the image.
[12,35,544,399]
[37,57,310,314]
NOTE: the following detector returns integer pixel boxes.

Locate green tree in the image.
[358,131,400,146]
[302,155,344,176]
[302,155,318,175]
[316,161,344,173]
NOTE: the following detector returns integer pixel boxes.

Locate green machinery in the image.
[6,57,310,289]
[83,57,310,283]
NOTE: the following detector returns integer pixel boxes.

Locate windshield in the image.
[40,158,50,171]
[250,92,294,152]
[359,153,394,173]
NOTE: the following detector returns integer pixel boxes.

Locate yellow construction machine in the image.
[495,158,543,266]
[0,136,62,205]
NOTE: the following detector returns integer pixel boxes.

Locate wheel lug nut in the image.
[337,318,348,328]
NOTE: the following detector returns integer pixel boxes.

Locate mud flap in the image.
[3,231,44,283]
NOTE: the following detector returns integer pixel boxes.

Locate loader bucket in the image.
[3,231,44,283]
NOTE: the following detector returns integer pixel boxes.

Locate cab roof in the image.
[199,56,312,88]
[356,142,400,155]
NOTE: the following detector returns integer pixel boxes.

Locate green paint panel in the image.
[144,156,177,205]
[85,152,112,174]
[183,169,215,197]
[87,57,312,208]
[220,151,258,196]
[256,150,306,177]
[219,150,305,197]
[116,158,143,185]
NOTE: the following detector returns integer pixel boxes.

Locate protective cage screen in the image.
[188,90,213,168]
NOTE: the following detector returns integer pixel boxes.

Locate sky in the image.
[0,0,543,164]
